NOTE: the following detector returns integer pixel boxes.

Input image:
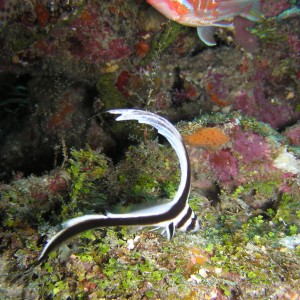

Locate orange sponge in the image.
[184,127,229,150]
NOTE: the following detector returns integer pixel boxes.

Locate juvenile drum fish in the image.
[37,109,200,264]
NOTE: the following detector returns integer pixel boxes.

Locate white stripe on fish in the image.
[37,109,200,264]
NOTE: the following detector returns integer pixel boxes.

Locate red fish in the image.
[147,0,262,46]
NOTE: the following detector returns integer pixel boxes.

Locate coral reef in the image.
[0,0,299,298]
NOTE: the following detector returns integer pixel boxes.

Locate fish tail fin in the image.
[241,1,263,22]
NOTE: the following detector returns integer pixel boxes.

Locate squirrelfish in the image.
[147,0,262,46]
[37,109,200,264]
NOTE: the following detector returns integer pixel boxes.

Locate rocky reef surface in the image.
[0,0,299,298]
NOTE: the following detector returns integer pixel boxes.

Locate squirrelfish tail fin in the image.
[240,0,263,21]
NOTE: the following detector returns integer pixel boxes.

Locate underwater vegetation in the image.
[0,0,299,299]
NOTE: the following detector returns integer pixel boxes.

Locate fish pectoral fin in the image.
[149,226,161,232]
[166,222,175,241]
[213,20,233,28]
[197,26,217,46]
[127,225,144,234]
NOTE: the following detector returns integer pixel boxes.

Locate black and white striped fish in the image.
[37,109,200,264]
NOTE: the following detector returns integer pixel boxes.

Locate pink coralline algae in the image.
[233,72,300,129]
[284,124,300,146]
[203,127,276,189]
[288,33,300,56]
[232,128,270,164]
[3,1,133,72]
[261,0,290,17]
[204,71,230,107]
[208,149,239,188]
[183,113,298,197]
[34,3,131,64]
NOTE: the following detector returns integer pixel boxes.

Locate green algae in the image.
[30,228,189,299]
[107,140,180,208]
[273,192,300,231]
[191,191,300,291]
[232,180,279,200]
[4,183,300,298]
[68,147,108,198]
[96,73,127,110]
[59,146,110,220]
[1,172,68,230]
[271,57,298,79]
[141,22,189,66]
[249,18,287,44]
[9,30,47,53]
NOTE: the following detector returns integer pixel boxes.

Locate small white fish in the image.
[37,109,200,264]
